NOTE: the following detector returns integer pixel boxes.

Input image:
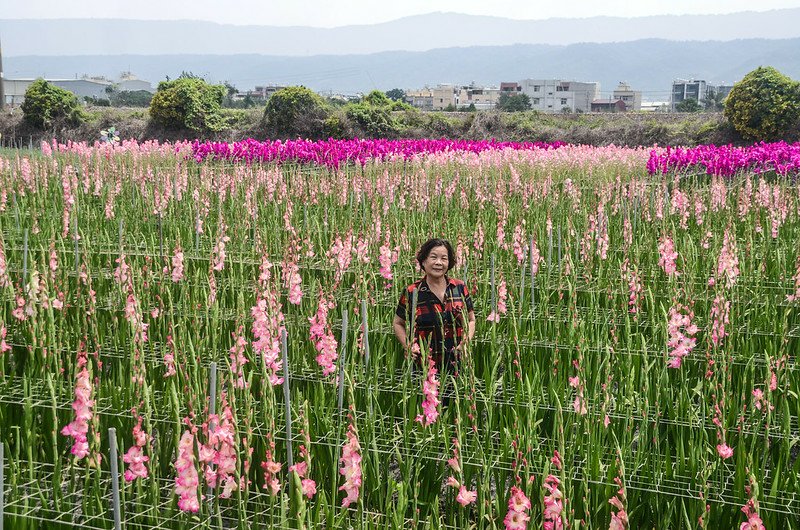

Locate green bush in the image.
[263,86,329,139]
[345,103,402,138]
[724,66,800,141]
[149,77,227,132]
[21,79,85,129]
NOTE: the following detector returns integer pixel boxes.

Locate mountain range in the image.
[1,10,800,56]
[4,38,800,97]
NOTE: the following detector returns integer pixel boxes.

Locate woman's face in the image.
[422,245,449,280]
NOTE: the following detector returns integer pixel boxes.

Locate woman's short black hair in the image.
[416,238,457,272]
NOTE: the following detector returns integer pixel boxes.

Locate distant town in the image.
[1,73,733,113]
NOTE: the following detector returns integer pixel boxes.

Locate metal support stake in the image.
[0,438,4,530]
[490,253,497,314]
[281,329,293,470]
[519,253,526,315]
[547,227,553,275]
[73,210,80,277]
[337,310,349,413]
[206,362,217,500]
[108,428,122,530]
[360,299,370,370]
[529,238,536,317]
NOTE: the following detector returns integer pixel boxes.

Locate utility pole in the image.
[0,35,6,110]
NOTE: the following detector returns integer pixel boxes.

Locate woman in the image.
[393,238,476,373]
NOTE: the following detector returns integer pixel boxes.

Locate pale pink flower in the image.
[716,443,734,460]
[415,358,441,426]
[657,236,678,276]
[228,331,248,388]
[504,486,532,530]
[61,348,94,460]
[260,443,282,496]
[0,324,11,353]
[251,291,284,386]
[378,241,399,282]
[456,486,477,507]
[301,479,317,499]
[211,227,230,272]
[716,228,740,288]
[283,259,302,305]
[339,423,362,507]
[543,474,564,530]
[710,294,731,347]
[309,294,338,376]
[171,246,185,282]
[123,445,149,482]
[740,499,765,530]
[666,304,698,369]
[175,431,200,512]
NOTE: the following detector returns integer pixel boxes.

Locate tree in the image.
[149,77,227,132]
[21,79,84,129]
[702,88,726,112]
[496,92,531,112]
[675,98,702,112]
[724,66,800,141]
[263,86,329,139]
[385,88,406,102]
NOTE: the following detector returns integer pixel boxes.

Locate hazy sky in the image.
[4,0,800,26]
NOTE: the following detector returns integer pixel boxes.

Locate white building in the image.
[612,82,642,111]
[3,74,154,105]
[519,79,600,113]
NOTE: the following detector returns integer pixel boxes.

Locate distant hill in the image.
[1,10,800,56]
[5,39,800,96]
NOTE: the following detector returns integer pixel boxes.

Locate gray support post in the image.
[519,253,526,315]
[529,238,536,316]
[0,438,4,530]
[108,428,122,530]
[337,310,349,413]
[547,227,553,274]
[490,253,497,314]
[360,299,370,370]
[73,209,80,277]
[206,362,217,499]
[281,329,293,470]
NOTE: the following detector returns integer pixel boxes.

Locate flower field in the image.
[0,138,798,529]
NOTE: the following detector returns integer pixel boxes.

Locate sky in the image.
[4,0,800,26]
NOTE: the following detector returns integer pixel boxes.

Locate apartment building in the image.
[518,79,600,113]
